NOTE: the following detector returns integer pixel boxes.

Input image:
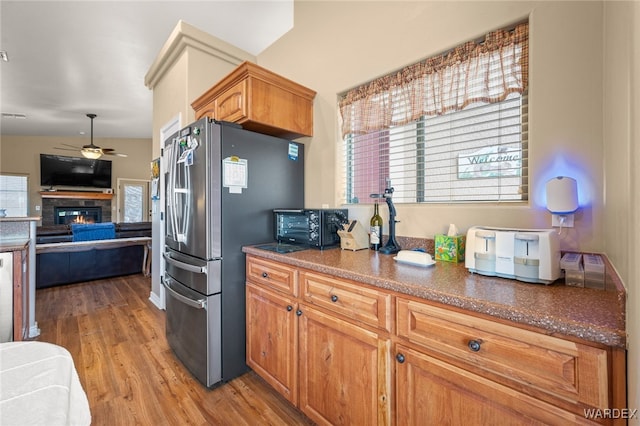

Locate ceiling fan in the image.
[56,113,128,159]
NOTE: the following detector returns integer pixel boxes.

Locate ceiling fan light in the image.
[81,148,102,159]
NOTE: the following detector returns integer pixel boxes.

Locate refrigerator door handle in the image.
[163,252,208,274]
[167,137,188,244]
[167,137,179,243]
[162,277,207,309]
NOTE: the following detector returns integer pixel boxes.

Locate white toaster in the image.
[464,226,561,284]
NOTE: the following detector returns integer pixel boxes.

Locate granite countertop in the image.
[0,239,30,252]
[242,245,627,349]
[0,216,41,222]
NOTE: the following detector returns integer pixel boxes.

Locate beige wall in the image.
[257,0,637,415]
[0,135,152,219]
[631,0,640,417]
[632,1,640,418]
[603,1,639,420]
[258,1,604,252]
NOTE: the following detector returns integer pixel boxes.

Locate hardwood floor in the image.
[35,274,314,425]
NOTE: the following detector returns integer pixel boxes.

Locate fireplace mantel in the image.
[39,191,113,200]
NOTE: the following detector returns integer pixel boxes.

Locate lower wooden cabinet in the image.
[0,244,28,342]
[396,298,610,412]
[299,305,390,425]
[246,255,626,426]
[246,283,298,404]
[246,255,391,425]
[394,344,600,426]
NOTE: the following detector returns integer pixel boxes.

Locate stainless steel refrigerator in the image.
[163,118,304,387]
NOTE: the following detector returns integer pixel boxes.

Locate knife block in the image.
[337,220,370,251]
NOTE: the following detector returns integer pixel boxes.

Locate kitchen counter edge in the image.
[242,245,626,349]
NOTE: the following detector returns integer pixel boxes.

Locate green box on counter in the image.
[435,234,466,262]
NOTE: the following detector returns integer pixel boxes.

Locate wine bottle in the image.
[370,201,383,251]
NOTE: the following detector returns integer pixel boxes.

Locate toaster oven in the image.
[274,209,348,249]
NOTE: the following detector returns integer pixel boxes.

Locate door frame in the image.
[150,113,182,311]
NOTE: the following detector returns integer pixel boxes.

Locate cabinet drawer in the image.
[301,271,391,331]
[396,298,609,409]
[246,256,297,296]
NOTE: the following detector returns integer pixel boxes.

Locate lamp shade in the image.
[545,176,578,214]
[81,148,102,159]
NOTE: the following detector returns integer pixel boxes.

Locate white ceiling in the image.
[0,0,293,139]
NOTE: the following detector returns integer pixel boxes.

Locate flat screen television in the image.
[40,154,112,189]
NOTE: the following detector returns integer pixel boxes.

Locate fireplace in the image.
[54,207,102,225]
[40,192,112,226]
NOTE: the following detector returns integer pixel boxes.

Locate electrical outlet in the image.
[35,205,41,211]
[552,213,574,228]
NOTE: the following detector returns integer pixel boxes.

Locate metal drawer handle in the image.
[162,277,206,310]
[330,294,339,302]
[163,252,207,274]
[262,272,268,278]
[468,339,482,352]
[296,309,303,317]
[287,305,293,311]
[396,353,405,363]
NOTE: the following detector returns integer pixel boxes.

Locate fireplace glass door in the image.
[54,207,102,225]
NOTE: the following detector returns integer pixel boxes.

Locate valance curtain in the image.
[339,22,529,139]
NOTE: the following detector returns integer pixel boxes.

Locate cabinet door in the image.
[215,80,247,123]
[394,344,600,426]
[299,305,390,426]
[246,283,298,404]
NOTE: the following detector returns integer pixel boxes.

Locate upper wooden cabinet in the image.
[192,61,316,139]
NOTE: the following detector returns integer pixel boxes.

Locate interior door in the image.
[118,179,150,222]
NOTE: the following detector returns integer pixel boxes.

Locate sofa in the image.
[35,222,151,289]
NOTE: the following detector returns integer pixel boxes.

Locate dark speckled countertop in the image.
[242,244,626,349]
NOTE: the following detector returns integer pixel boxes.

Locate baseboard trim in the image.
[149,291,164,310]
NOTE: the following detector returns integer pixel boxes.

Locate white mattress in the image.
[0,341,91,426]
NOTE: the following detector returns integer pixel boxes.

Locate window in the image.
[340,22,529,204]
[0,174,29,216]
[117,179,150,223]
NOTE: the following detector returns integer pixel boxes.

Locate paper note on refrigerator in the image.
[223,156,248,193]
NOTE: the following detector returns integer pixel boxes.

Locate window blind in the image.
[0,174,29,216]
